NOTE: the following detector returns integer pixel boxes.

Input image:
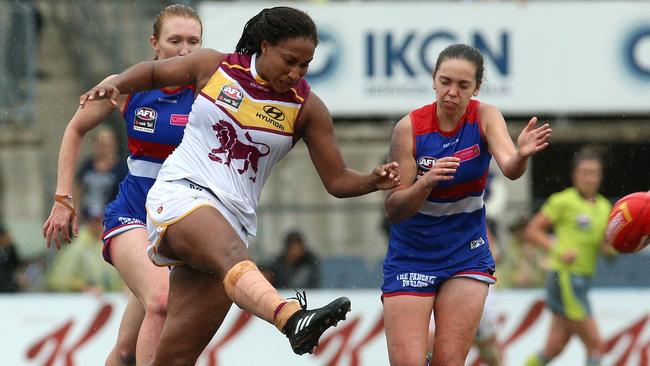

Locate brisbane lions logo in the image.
[208,120,270,182]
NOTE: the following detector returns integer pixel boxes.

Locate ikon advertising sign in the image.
[2,289,650,365]
[199,1,650,116]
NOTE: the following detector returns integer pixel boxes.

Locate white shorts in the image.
[146,179,250,267]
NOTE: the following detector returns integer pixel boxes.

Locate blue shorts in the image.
[101,174,153,265]
[382,262,496,297]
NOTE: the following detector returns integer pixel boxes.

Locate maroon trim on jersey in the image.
[291,79,311,103]
[225,53,252,69]
[221,53,311,104]
[291,91,311,147]
[199,90,217,104]
[428,171,488,200]
[128,137,176,161]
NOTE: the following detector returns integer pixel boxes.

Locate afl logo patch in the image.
[263,105,285,121]
[216,85,244,111]
[417,156,437,171]
[134,107,158,133]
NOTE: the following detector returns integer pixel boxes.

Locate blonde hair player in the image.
[43,5,203,365]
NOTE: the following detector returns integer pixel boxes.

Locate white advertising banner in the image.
[199,2,650,116]
[2,289,650,365]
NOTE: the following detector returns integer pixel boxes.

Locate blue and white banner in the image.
[200,2,650,116]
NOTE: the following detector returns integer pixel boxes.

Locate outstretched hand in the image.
[372,161,401,190]
[43,203,78,250]
[79,82,120,109]
[517,117,552,158]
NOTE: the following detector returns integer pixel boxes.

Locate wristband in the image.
[54,194,76,219]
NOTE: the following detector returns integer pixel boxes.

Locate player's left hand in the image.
[372,161,400,190]
[516,117,552,158]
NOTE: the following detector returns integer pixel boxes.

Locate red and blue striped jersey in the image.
[104,86,194,233]
[122,86,194,168]
[388,99,494,271]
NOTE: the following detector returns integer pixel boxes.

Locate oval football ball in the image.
[605,191,650,253]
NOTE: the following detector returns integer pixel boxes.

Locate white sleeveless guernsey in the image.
[156,52,310,236]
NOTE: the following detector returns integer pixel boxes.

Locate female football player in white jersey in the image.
[78,6,400,365]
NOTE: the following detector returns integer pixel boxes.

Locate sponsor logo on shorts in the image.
[470,236,485,249]
[187,182,203,191]
[117,217,145,226]
[170,114,189,126]
[134,107,158,133]
[396,272,436,288]
[157,206,163,214]
[216,85,244,111]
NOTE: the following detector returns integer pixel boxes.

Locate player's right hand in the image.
[43,203,78,250]
[79,82,120,109]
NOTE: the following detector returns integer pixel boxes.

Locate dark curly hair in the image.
[235,6,318,56]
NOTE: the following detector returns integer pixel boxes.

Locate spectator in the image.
[75,127,127,222]
[495,217,546,288]
[0,225,21,292]
[267,231,321,289]
[45,214,124,293]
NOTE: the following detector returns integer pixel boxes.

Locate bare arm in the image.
[383,116,459,223]
[481,104,551,180]
[79,49,225,108]
[301,93,399,198]
[43,81,126,249]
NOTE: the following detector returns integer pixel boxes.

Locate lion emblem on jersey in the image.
[208,120,270,182]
